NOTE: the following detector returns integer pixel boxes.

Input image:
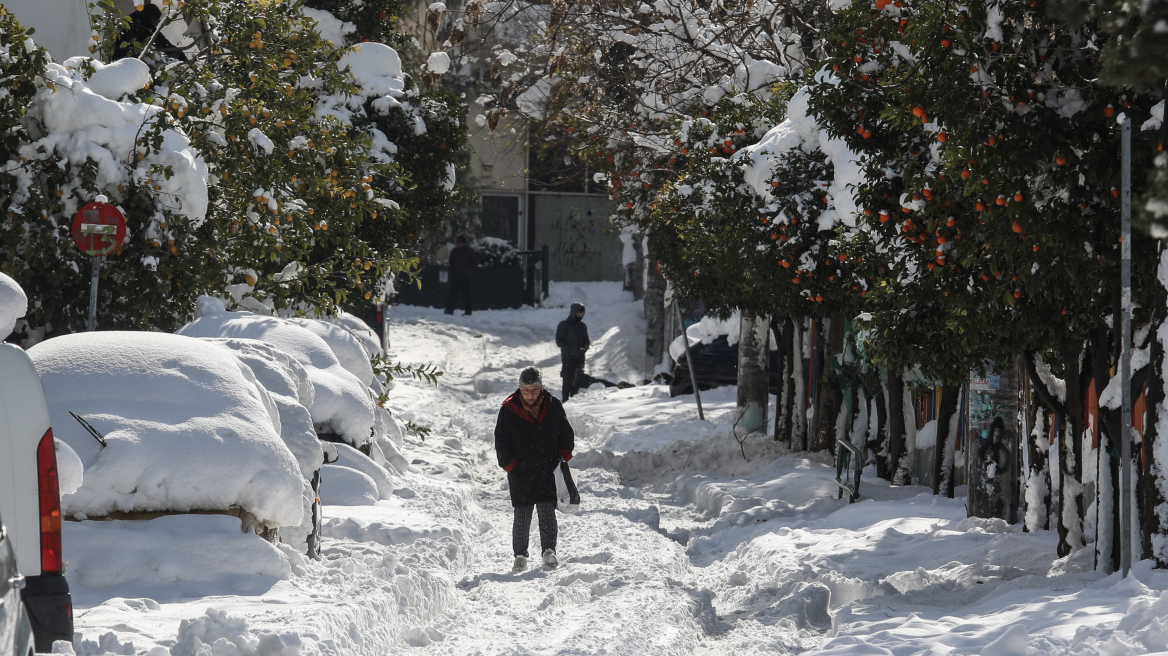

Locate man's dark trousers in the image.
[446,279,473,315]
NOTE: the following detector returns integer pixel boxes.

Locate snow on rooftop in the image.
[29,332,306,527]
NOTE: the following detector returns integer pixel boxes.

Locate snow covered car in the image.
[0,508,36,656]
[0,342,73,652]
[29,332,317,556]
[669,335,780,397]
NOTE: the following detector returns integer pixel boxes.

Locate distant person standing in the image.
[445,235,477,316]
[555,303,590,400]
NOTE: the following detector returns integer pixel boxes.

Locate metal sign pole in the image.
[87,255,101,332]
[1120,115,1133,577]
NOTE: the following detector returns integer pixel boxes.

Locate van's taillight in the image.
[36,428,62,574]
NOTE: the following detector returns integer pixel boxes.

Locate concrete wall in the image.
[529,193,622,282]
[470,116,528,193]
[7,0,92,62]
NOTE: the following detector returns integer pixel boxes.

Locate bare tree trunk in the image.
[1024,399,1052,532]
[812,316,845,453]
[773,317,793,442]
[1054,337,1087,557]
[887,371,908,485]
[643,260,666,381]
[628,231,645,300]
[873,386,889,480]
[737,312,770,434]
[1142,335,1164,563]
[932,385,960,498]
[792,319,807,450]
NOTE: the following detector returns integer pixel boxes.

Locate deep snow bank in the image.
[29,332,305,527]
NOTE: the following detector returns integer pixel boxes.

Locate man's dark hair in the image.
[455,234,467,245]
[519,367,542,386]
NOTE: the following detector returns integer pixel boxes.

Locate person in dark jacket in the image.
[112,4,189,62]
[445,235,477,315]
[495,367,575,573]
[555,303,590,400]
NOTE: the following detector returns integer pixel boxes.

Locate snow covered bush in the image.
[0,10,216,333]
[0,0,467,333]
[29,332,308,531]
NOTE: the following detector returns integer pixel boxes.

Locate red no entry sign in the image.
[71,202,127,257]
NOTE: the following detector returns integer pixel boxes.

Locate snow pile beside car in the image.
[29,332,307,529]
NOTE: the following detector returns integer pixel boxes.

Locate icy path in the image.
[63,283,1168,655]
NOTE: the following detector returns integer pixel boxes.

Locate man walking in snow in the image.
[445,235,477,315]
[555,303,590,400]
[494,367,575,573]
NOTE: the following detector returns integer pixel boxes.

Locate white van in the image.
[0,343,73,652]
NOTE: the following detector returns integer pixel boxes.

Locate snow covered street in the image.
[63,284,1168,656]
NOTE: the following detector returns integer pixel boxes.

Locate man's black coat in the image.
[555,303,590,377]
[448,244,477,281]
[494,389,575,507]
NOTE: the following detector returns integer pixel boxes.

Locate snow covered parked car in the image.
[29,332,316,555]
[668,313,779,397]
[178,298,408,469]
[0,275,73,653]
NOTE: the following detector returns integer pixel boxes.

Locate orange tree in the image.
[810,0,1165,556]
[606,88,888,451]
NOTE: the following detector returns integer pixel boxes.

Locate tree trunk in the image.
[1089,323,1120,572]
[932,384,960,498]
[792,318,807,450]
[774,317,794,443]
[737,312,770,434]
[643,259,666,380]
[628,232,645,300]
[873,386,889,480]
[1142,334,1164,563]
[1057,336,1087,558]
[1024,399,1052,532]
[887,371,908,485]
[812,316,845,453]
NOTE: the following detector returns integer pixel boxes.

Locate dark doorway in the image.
[481,195,520,245]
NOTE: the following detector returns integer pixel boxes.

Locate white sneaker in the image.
[512,555,527,573]
[542,548,559,568]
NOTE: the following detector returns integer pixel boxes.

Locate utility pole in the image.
[1120,114,1133,578]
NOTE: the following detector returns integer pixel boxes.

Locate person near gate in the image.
[494,367,575,573]
[555,303,590,400]
[445,235,477,315]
